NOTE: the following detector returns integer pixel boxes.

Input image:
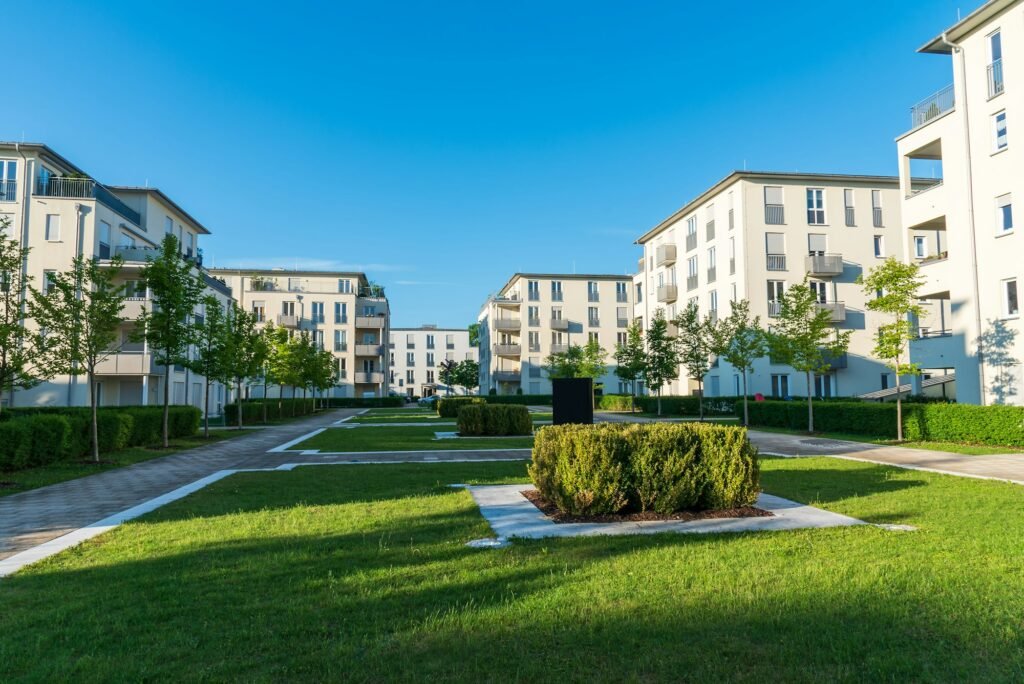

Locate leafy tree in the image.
[455,358,480,395]
[674,300,721,421]
[310,348,337,408]
[643,309,681,416]
[716,299,767,427]
[0,223,39,412]
[137,234,206,447]
[29,256,126,461]
[222,303,264,429]
[544,339,606,380]
[858,258,926,441]
[261,322,288,416]
[613,321,646,412]
[187,295,230,438]
[467,323,480,347]
[767,279,852,433]
[438,358,459,395]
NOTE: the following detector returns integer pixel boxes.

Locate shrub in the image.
[121,408,163,446]
[634,395,742,416]
[437,396,485,418]
[482,394,553,406]
[96,412,134,452]
[457,404,532,436]
[597,394,634,411]
[529,422,759,516]
[0,420,31,470]
[904,403,1024,446]
[23,415,72,467]
[324,396,404,408]
[168,406,201,439]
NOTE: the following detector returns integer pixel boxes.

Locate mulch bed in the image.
[522,489,773,524]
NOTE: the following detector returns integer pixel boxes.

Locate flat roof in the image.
[0,142,86,175]
[109,186,211,235]
[208,267,371,280]
[635,170,900,244]
[497,272,632,296]
[919,0,1019,54]
[390,327,469,332]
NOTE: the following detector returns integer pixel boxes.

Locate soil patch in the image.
[522,489,773,524]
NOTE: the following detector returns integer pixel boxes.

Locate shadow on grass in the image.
[761,463,928,505]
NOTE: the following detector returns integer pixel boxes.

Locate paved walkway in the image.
[0,409,528,562]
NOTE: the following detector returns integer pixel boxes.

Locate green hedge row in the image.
[597,394,634,411]
[224,399,316,424]
[745,401,898,437]
[0,406,201,471]
[530,423,760,516]
[437,397,486,418]
[634,395,743,417]
[481,394,553,406]
[457,405,533,436]
[324,396,404,408]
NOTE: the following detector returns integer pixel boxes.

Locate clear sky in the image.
[3,0,972,327]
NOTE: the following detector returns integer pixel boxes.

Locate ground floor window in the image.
[814,374,833,398]
[771,374,789,397]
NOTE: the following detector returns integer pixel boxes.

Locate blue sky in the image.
[4,0,971,327]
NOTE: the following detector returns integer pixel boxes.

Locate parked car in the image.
[418,395,438,408]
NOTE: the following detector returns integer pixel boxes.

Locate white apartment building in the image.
[477,273,633,395]
[898,0,1024,405]
[210,269,391,399]
[388,325,477,398]
[0,142,233,414]
[634,171,922,399]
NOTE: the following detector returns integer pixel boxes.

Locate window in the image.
[426,334,435,349]
[635,283,643,303]
[406,333,415,348]
[808,233,827,256]
[0,160,17,202]
[120,231,135,248]
[809,280,827,303]
[873,235,884,257]
[988,30,1004,98]
[764,186,784,224]
[551,306,562,321]
[98,221,111,258]
[185,232,194,256]
[843,189,855,226]
[709,290,718,316]
[426,352,435,367]
[881,374,890,390]
[446,334,454,349]
[334,330,347,351]
[310,301,324,323]
[616,306,628,326]
[767,280,784,317]
[588,332,599,343]
[337,278,352,293]
[914,236,927,258]
[426,370,434,384]
[1003,278,1019,317]
[252,301,266,322]
[814,374,833,399]
[731,283,737,302]
[994,111,1008,151]
[770,374,789,397]
[43,270,57,295]
[528,280,540,301]
[766,232,786,270]
[406,352,415,365]
[164,216,173,234]
[587,281,599,302]
[616,332,627,346]
[588,306,599,326]
[997,194,1013,234]
[806,188,825,225]
[528,305,539,325]
[45,214,60,241]
[406,370,415,384]
[615,281,627,302]
[528,331,540,352]
[335,302,347,324]
[872,190,883,227]
[551,280,563,301]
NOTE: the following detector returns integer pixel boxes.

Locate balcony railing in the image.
[988,59,1004,99]
[686,275,698,291]
[493,370,521,382]
[637,257,645,273]
[550,318,569,331]
[767,300,781,318]
[657,284,678,302]
[94,352,154,376]
[495,318,521,331]
[766,254,787,271]
[588,293,600,302]
[616,292,627,302]
[354,371,385,384]
[815,301,847,322]
[617,318,628,328]
[494,344,521,357]
[528,317,540,327]
[496,294,522,306]
[588,317,600,327]
[706,267,716,284]
[656,244,677,267]
[334,342,348,352]
[355,315,385,328]
[845,207,855,227]
[685,233,697,251]
[355,344,383,356]
[335,314,348,324]
[551,291,563,302]
[910,83,955,129]
[765,204,784,225]
[728,209,734,230]
[0,179,16,202]
[706,221,715,241]
[277,314,299,328]
[820,351,848,370]
[805,254,843,277]
[550,344,568,354]
[873,207,883,228]
[34,177,142,225]
[729,257,735,275]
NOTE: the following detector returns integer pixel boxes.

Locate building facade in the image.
[477,273,633,395]
[388,325,477,398]
[0,142,233,414]
[210,269,390,398]
[634,171,924,399]
[898,0,1023,405]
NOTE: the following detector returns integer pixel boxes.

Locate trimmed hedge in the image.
[529,422,760,516]
[437,397,485,418]
[325,396,404,408]
[224,398,316,424]
[597,394,634,411]
[481,394,553,406]
[745,401,898,437]
[635,395,744,417]
[457,404,533,436]
[0,406,201,471]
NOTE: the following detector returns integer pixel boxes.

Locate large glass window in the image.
[806,188,825,225]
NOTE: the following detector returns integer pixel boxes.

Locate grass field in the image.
[2,457,1023,681]
[0,430,250,498]
[292,425,534,452]
[749,425,1024,455]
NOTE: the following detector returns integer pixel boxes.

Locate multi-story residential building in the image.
[477,273,633,395]
[388,325,477,398]
[210,269,390,398]
[898,0,1023,405]
[634,171,921,399]
[0,142,233,414]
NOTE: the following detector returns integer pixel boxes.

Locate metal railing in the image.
[617,318,628,328]
[588,293,600,302]
[988,59,1004,99]
[0,179,16,202]
[805,254,843,276]
[707,266,716,283]
[767,300,781,318]
[766,254,787,271]
[335,314,348,324]
[765,204,785,225]
[528,343,541,352]
[845,206,855,226]
[910,83,955,129]
[528,317,540,327]
[873,207,883,227]
[551,318,569,330]
[588,317,600,327]
[686,275,698,291]
[493,370,521,382]
[551,291,563,302]
[34,177,142,225]
[616,292,628,302]
[334,342,348,352]
[550,344,568,354]
[706,221,715,241]
[685,232,697,251]
[729,257,735,275]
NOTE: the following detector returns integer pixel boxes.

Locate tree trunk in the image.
[698,378,705,422]
[262,380,269,423]
[237,379,244,430]
[203,378,211,438]
[742,371,749,427]
[896,370,904,441]
[806,370,814,433]
[89,371,100,463]
[163,362,170,448]
[657,389,662,417]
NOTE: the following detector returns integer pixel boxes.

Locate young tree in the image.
[768,279,852,433]
[613,321,646,412]
[223,303,264,429]
[310,348,337,409]
[0,223,39,412]
[467,323,480,347]
[137,234,206,447]
[674,301,721,421]
[438,358,459,395]
[29,256,126,462]
[187,295,230,438]
[858,258,926,441]
[455,358,480,395]
[544,340,606,380]
[716,299,767,427]
[644,309,681,416]
[261,322,289,416]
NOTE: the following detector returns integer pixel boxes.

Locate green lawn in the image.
[2,458,1024,680]
[348,414,447,424]
[293,425,534,452]
[750,425,1024,455]
[0,430,251,498]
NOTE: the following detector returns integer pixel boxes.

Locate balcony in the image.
[706,267,716,284]
[766,254,787,271]
[354,371,385,384]
[910,329,958,368]
[550,344,568,354]
[910,83,955,130]
[805,254,843,277]
[655,244,677,267]
[0,179,16,202]
[729,257,735,275]
[495,318,521,331]
[815,301,847,323]
[988,59,1004,99]
[686,275,698,291]
[34,177,142,225]
[919,254,953,298]
[657,284,678,303]
[120,297,150,321]
[494,344,521,357]
[355,315,385,328]
[493,370,521,383]
[550,318,569,331]
[494,294,522,308]
[820,351,848,370]
[765,204,785,225]
[277,314,299,328]
[355,344,383,356]
[95,352,154,376]
[637,257,645,274]
[685,232,697,251]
